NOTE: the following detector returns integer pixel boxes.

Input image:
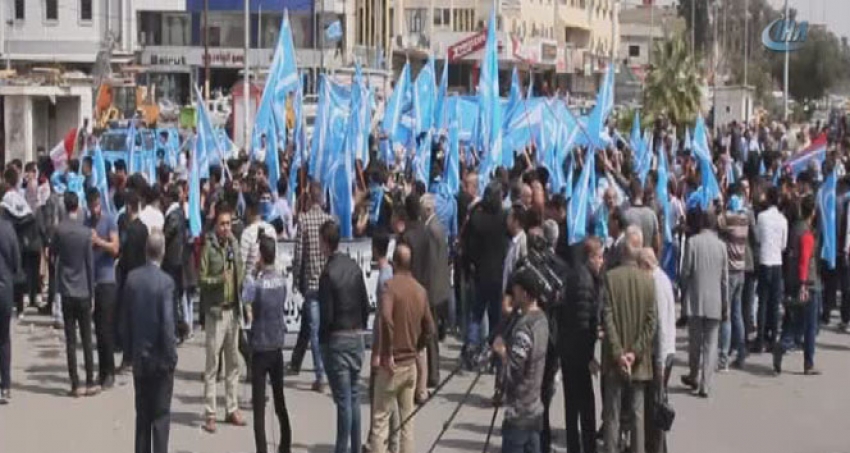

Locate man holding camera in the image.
[200,204,246,433]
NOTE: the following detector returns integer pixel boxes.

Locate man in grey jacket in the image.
[680,208,729,398]
[52,192,97,397]
[0,210,20,404]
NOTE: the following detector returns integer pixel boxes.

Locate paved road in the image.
[3,312,850,453]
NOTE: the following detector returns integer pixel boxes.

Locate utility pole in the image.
[784,0,790,120]
[744,0,749,88]
[204,0,210,101]
[691,0,696,57]
[649,1,654,68]
[243,0,250,150]
[712,0,718,123]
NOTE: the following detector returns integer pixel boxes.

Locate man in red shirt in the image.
[773,196,821,375]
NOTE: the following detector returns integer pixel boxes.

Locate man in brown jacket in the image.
[369,243,435,453]
[601,226,657,453]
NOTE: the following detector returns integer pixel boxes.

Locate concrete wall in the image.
[1,86,92,165]
[4,96,33,163]
[7,0,104,62]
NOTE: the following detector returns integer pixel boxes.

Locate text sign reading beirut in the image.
[762,17,809,52]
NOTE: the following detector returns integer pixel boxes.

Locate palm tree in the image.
[644,35,702,127]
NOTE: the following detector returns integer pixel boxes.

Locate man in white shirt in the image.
[239,193,278,280]
[138,185,165,232]
[755,187,788,352]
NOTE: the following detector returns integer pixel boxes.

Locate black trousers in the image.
[162,264,185,336]
[562,332,597,453]
[14,251,41,314]
[0,300,11,390]
[62,296,95,389]
[252,349,292,453]
[46,253,57,312]
[94,283,116,380]
[134,371,174,453]
[822,262,841,323]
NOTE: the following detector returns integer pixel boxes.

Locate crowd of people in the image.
[0,113,844,453]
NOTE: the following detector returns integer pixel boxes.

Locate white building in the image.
[375,0,619,96]
[618,4,683,74]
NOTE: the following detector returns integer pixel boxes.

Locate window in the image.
[80,0,93,21]
[443,9,450,26]
[45,0,58,21]
[14,0,24,20]
[406,8,426,33]
[433,8,443,26]
[629,45,640,57]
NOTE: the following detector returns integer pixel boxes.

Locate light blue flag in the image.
[266,109,281,191]
[527,75,534,99]
[434,57,449,134]
[637,132,653,187]
[92,142,112,214]
[188,134,203,238]
[584,64,615,150]
[630,111,642,163]
[325,20,343,42]
[568,148,595,245]
[504,99,545,159]
[503,67,522,129]
[125,122,137,174]
[693,115,720,209]
[328,154,354,239]
[444,100,460,194]
[382,61,413,148]
[193,85,222,178]
[360,84,373,166]
[759,159,766,176]
[288,82,305,205]
[819,168,838,269]
[346,63,371,171]
[309,76,352,188]
[656,146,673,243]
[564,151,575,200]
[414,55,436,136]
[414,129,432,186]
[478,8,504,191]
[684,127,692,154]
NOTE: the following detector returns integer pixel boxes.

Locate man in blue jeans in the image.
[774,197,821,375]
[289,182,332,391]
[755,187,788,352]
[719,193,751,369]
[317,221,371,453]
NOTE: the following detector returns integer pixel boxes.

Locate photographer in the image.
[492,266,550,453]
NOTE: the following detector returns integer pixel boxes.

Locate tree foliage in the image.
[644,36,702,126]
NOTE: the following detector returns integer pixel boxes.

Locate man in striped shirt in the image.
[288,181,333,391]
[718,190,753,369]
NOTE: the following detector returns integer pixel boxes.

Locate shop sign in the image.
[148,53,187,66]
[448,31,487,61]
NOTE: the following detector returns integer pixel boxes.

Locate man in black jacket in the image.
[118,191,149,372]
[126,228,178,453]
[0,210,20,404]
[318,220,371,453]
[162,185,188,341]
[558,237,604,453]
[53,192,97,397]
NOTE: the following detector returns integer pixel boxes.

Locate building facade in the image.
[378,0,619,97]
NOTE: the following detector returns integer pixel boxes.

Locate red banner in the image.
[447,31,487,62]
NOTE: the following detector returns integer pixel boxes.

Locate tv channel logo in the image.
[762,17,809,52]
